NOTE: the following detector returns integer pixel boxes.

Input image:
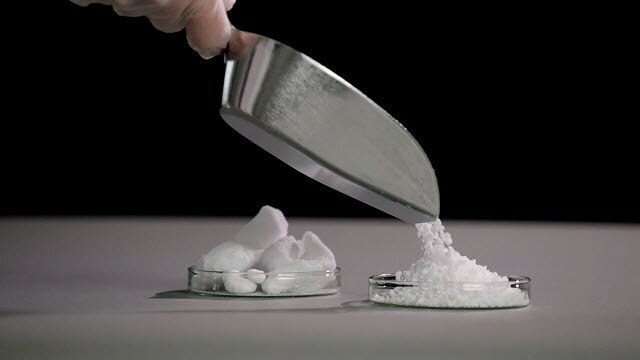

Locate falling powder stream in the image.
[370,220,530,308]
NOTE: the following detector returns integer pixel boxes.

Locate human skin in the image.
[70,0,237,59]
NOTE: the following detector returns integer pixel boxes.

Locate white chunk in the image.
[198,241,262,271]
[246,269,266,284]
[260,232,335,295]
[255,236,301,272]
[233,205,288,249]
[299,231,336,270]
[260,275,295,295]
[193,205,339,296]
[222,272,257,294]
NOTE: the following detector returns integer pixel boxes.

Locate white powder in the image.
[371,220,529,308]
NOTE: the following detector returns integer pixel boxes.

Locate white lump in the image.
[221,272,257,294]
[233,205,288,248]
[195,205,337,295]
[197,242,262,272]
[371,220,529,308]
[256,236,301,272]
[300,231,336,270]
[196,206,287,272]
[246,269,266,284]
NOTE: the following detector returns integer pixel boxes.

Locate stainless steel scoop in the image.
[221,30,439,223]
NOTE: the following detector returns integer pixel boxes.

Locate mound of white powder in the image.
[370,220,529,308]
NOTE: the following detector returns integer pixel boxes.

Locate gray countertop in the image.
[1,218,639,359]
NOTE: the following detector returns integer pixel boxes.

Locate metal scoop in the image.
[221,30,439,223]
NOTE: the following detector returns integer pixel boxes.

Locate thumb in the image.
[186,0,232,59]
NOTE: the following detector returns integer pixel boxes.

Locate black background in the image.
[1,1,637,222]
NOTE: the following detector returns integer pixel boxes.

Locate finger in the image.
[147,1,192,33]
[186,0,231,59]
[69,0,113,6]
[222,0,236,11]
[112,0,167,17]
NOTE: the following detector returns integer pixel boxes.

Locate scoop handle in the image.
[224,27,258,62]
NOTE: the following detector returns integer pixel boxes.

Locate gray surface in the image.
[1,218,639,359]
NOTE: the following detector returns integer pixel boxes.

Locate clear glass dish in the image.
[369,274,531,309]
[189,266,341,297]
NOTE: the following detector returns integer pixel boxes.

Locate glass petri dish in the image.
[369,274,531,309]
[189,266,341,297]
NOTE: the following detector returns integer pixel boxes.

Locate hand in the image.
[70,0,237,59]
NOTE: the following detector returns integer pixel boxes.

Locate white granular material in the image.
[371,220,529,308]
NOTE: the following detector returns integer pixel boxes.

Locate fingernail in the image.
[199,48,223,60]
[224,0,237,11]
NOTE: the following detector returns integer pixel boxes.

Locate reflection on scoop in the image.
[221,30,439,223]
